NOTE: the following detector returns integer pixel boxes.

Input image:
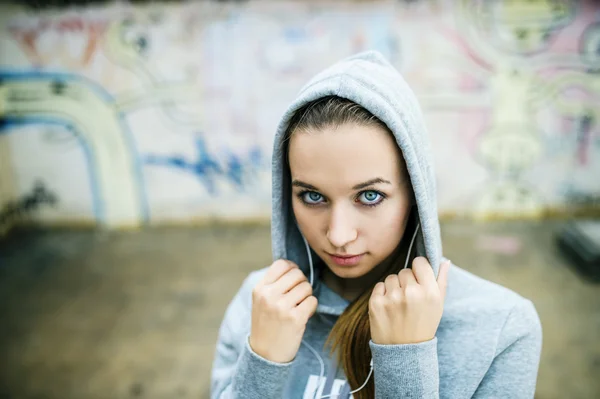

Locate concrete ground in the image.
[0,221,598,399]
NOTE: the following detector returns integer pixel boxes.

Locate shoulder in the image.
[437,261,542,396]
[442,261,542,353]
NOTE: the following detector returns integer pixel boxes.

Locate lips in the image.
[327,253,365,266]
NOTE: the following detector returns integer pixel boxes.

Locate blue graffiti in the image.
[143,137,265,194]
[0,69,150,224]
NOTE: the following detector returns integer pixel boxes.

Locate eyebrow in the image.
[291,177,391,191]
[352,178,392,190]
[291,180,319,191]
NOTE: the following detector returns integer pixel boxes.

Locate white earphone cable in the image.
[301,232,315,287]
[318,359,374,399]
[299,222,421,398]
[404,223,420,270]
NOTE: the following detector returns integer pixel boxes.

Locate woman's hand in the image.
[249,259,318,363]
[369,257,450,345]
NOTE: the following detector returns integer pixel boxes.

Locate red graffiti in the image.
[9,17,108,68]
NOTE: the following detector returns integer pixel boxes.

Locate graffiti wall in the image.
[0,0,598,229]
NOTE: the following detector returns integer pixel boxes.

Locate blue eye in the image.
[358,190,383,206]
[302,191,324,205]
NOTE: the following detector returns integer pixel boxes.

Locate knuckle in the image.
[412,256,426,266]
[398,269,413,280]
[304,296,316,309]
[252,286,265,301]
[271,259,288,270]
[301,282,313,296]
[411,258,422,269]
[275,301,289,316]
[401,268,413,275]
[263,295,276,309]
[290,268,305,279]
[369,295,385,309]
[389,290,402,303]
[425,287,440,302]
[284,311,296,322]
[311,295,318,306]
[404,285,420,300]
[384,276,399,288]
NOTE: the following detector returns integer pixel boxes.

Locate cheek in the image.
[369,201,411,249]
[292,199,320,237]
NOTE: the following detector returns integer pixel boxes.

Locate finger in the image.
[272,267,307,295]
[437,260,451,300]
[398,268,417,288]
[371,281,386,297]
[411,256,435,286]
[261,259,296,286]
[384,274,401,295]
[295,295,318,321]
[283,281,313,307]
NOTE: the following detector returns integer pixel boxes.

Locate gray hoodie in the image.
[211,51,543,398]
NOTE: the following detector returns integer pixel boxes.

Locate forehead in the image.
[288,123,403,186]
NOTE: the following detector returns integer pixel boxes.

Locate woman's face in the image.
[289,123,413,280]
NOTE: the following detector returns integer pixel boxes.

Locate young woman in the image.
[211,51,542,399]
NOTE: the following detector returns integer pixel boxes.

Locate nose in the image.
[326,204,358,249]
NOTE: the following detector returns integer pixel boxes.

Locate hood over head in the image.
[270,50,443,284]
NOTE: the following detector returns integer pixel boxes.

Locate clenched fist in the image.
[369,257,450,345]
[249,259,318,363]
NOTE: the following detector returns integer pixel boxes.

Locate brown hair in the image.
[283,95,419,398]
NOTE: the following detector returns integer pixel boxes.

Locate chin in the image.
[325,262,373,279]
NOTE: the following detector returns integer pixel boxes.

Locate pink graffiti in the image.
[9,17,108,67]
[437,25,494,72]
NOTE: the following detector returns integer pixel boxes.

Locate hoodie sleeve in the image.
[368,299,542,399]
[369,338,440,398]
[211,271,293,399]
[472,299,542,398]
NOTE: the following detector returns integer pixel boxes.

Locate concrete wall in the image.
[0,0,599,229]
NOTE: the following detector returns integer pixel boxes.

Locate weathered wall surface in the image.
[0,0,598,229]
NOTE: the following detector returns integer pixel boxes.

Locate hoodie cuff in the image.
[231,334,293,398]
[369,338,439,398]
